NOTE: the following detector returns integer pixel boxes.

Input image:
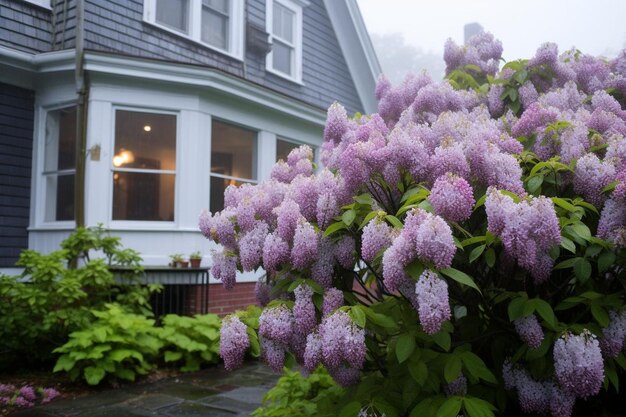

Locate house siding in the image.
[0,0,52,53]
[0,82,34,267]
[82,0,363,113]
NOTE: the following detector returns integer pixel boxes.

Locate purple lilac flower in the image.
[270,160,292,183]
[274,199,302,243]
[261,336,286,373]
[529,42,559,67]
[291,221,318,270]
[259,305,294,345]
[414,212,456,269]
[238,221,268,272]
[198,209,212,239]
[322,288,344,316]
[549,385,576,417]
[220,315,250,371]
[0,384,15,395]
[428,142,471,182]
[382,235,414,292]
[429,173,475,222]
[606,134,626,172]
[14,396,34,408]
[211,251,237,290]
[444,374,467,396]
[514,370,551,414]
[255,277,271,306]
[487,84,505,117]
[519,81,539,109]
[415,270,451,335]
[262,232,290,272]
[18,386,36,401]
[483,152,525,195]
[304,332,323,372]
[511,102,558,137]
[514,314,544,349]
[614,169,626,201]
[502,359,515,390]
[329,365,361,387]
[334,236,355,269]
[210,210,237,250]
[375,74,392,101]
[574,153,615,207]
[311,236,334,288]
[539,81,585,111]
[554,330,604,399]
[319,311,366,375]
[324,102,349,143]
[485,187,517,236]
[316,192,338,231]
[601,310,626,359]
[41,388,60,404]
[361,218,394,263]
[287,175,319,222]
[529,196,561,249]
[444,32,502,76]
[293,284,317,335]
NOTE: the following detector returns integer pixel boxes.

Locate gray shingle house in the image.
[0,0,380,294]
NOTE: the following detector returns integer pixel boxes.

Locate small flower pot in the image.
[190,258,202,268]
[179,260,189,268]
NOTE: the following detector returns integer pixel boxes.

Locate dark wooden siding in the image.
[0,0,53,53]
[0,82,34,267]
[82,0,363,113]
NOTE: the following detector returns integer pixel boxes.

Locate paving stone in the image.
[161,402,237,417]
[200,396,257,414]
[155,382,221,400]
[74,405,159,417]
[8,410,61,417]
[219,387,268,404]
[124,393,184,410]
[39,390,136,414]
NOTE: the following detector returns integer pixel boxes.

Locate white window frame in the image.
[23,0,51,9]
[143,0,245,60]
[109,106,180,228]
[265,0,305,84]
[37,104,78,227]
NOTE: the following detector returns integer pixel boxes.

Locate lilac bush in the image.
[210,33,626,417]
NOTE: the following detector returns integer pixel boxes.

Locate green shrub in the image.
[0,225,155,370]
[157,314,221,372]
[53,303,162,385]
[252,367,345,417]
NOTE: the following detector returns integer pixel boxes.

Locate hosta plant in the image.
[205,33,626,417]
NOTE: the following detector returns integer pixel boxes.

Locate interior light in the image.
[112,155,123,167]
[112,149,135,167]
[143,125,152,132]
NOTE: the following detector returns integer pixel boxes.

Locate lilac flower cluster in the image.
[415,270,451,335]
[219,315,250,370]
[428,173,475,222]
[553,330,604,399]
[361,217,394,263]
[258,305,295,372]
[444,32,503,76]
[514,314,544,349]
[601,310,626,358]
[0,385,59,409]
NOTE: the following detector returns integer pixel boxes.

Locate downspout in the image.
[74,0,88,229]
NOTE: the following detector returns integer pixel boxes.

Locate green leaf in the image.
[552,197,577,213]
[554,257,580,270]
[560,237,576,254]
[440,268,481,294]
[461,351,497,384]
[53,354,75,373]
[436,397,463,417]
[464,397,496,417]
[385,215,404,229]
[350,305,366,328]
[354,193,374,205]
[570,223,592,241]
[591,305,609,327]
[461,235,487,247]
[432,331,451,352]
[527,175,543,193]
[409,360,429,386]
[574,258,592,282]
[411,398,436,417]
[342,209,356,227]
[339,401,362,417]
[469,245,486,264]
[164,350,183,362]
[533,299,557,329]
[396,333,416,364]
[484,248,496,268]
[406,261,425,280]
[444,355,463,383]
[508,297,526,321]
[359,211,379,230]
[598,252,616,273]
[324,221,347,236]
[84,366,106,385]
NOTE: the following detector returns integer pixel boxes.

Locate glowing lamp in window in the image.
[112,149,135,167]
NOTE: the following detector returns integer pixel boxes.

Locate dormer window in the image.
[266,0,305,83]
[144,0,244,59]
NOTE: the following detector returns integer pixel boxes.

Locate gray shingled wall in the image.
[0,82,34,267]
[0,0,52,53]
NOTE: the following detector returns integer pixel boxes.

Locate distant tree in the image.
[371,33,445,83]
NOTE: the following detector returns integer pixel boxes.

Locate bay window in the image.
[112,110,177,222]
[210,120,257,213]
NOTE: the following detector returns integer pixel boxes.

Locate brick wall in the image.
[207,282,258,316]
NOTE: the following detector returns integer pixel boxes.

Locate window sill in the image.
[23,0,52,11]
[28,222,76,231]
[266,67,304,86]
[143,20,244,62]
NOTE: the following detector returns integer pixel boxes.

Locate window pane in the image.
[211,120,257,180]
[45,173,75,222]
[204,0,228,13]
[273,3,294,43]
[210,177,250,213]
[156,0,189,33]
[202,7,229,50]
[44,107,76,172]
[113,172,175,221]
[272,40,292,75]
[114,110,176,171]
[276,139,299,162]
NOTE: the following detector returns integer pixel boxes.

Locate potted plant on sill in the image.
[189,251,202,268]
[169,253,183,268]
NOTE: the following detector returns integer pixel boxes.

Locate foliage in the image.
[190,251,202,260]
[53,304,162,385]
[207,34,626,417]
[156,313,221,372]
[0,383,60,410]
[252,367,345,417]
[0,226,155,370]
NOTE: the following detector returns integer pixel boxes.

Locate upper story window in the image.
[112,110,177,222]
[144,0,244,59]
[266,0,305,83]
[43,106,76,222]
[23,0,51,9]
[210,120,257,213]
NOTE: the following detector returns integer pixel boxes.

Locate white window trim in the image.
[35,103,77,228]
[266,0,304,84]
[23,0,51,9]
[143,0,245,61]
[109,106,180,229]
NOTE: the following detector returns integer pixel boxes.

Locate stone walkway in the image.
[11,362,279,417]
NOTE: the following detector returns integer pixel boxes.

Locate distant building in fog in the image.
[464,22,484,42]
